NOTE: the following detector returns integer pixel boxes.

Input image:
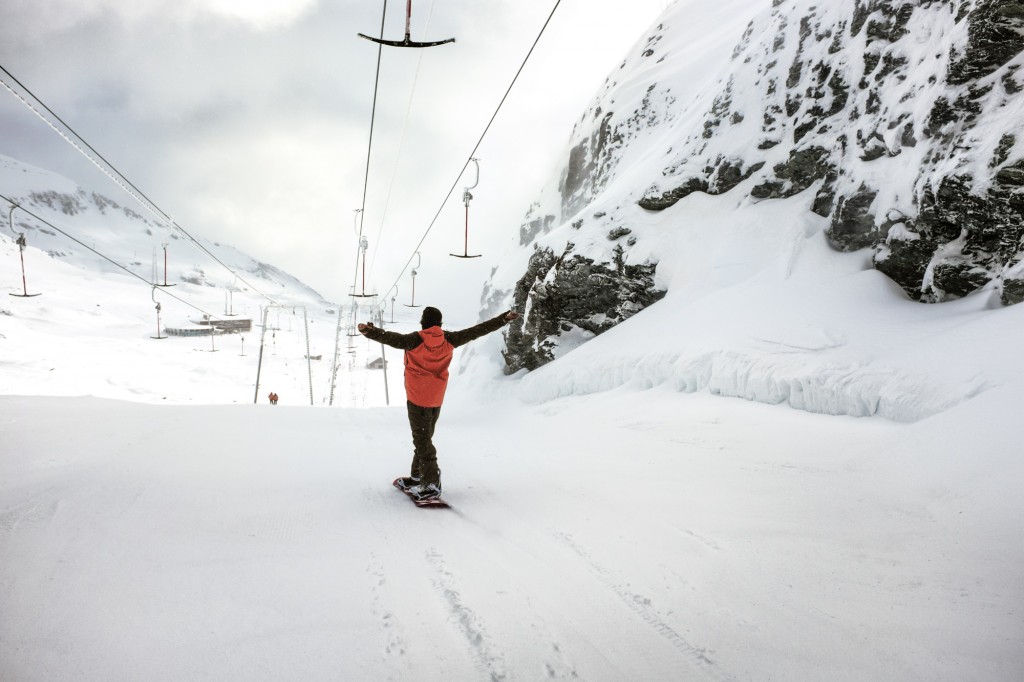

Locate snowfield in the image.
[2,383,1021,681]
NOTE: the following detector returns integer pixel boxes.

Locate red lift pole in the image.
[7,204,41,298]
[451,158,481,259]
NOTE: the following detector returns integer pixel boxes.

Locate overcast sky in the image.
[0,0,672,314]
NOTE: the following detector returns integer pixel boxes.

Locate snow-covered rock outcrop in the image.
[485,0,1024,374]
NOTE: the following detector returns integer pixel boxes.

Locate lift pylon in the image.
[358,0,455,48]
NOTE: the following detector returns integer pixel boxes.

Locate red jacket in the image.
[405,327,453,407]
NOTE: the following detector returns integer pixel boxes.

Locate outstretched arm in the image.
[445,311,519,348]
[357,322,423,350]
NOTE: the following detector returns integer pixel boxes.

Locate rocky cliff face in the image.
[486,0,1024,373]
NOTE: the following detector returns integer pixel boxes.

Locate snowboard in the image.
[393,478,449,508]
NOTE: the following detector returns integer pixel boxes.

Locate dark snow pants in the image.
[407,401,442,486]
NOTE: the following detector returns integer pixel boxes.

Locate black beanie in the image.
[420,306,443,329]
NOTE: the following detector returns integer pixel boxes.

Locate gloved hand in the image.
[357,322,375,335]
[503,311,520,322]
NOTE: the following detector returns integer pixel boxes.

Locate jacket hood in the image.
[418,326,446,349]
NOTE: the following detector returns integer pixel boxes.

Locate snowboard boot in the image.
[395,476,420,492]
[407,482,442,501]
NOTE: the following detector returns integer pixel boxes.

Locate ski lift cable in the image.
[380,0,563,298]
[0,64,278,305]
[347,0,389,309]
[366,0,436,281]
[0,193,221,319]
[354,0,389,245]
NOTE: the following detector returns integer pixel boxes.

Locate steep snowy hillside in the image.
[469,0,1024,422]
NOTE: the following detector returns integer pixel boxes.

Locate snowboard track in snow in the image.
[554,532,736,682]
[426,548,509,681]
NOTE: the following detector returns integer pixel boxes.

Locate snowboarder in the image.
[358,306,518,501]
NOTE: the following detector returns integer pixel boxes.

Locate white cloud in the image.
[192,0,319,30]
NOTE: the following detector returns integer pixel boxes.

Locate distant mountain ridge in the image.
[0,153,328,306]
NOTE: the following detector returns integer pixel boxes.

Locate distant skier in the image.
[268,392,279,405]
[358,306,518,501]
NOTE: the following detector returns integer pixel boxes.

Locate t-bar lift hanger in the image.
[404,252,422,308]
[358,0,455,48]
[451,157,481,259]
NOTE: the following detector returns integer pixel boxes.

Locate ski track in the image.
[368,551,408,667]
[426,547,510,682]
[553,531,737,682]
[362,481,414,679]
[0,488,63,535]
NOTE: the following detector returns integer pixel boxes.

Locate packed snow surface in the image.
[2,387,1022,682]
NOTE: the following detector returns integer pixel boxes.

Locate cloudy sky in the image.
[0,0,672,313]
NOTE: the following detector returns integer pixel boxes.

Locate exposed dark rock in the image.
[520,212,556,246]
[561,111,618,217]
[812,182,837,217]
[948,0,1024,85]
[996,162,1024,185]
[991,133,1015,167]
[851,0,871,37]
[931,261,994,298]
[502,243,666,373]
[785,93,803,117]
[859,133,888,161]
[607,226,632,240]
[874,232,938,300]
[863,53,881,77]
[1003,65,1022,93]
[875,53,909,82]
[828,186,879,251]
[865,90,882,115]
[787,59,804,89]
[702,80,735,139]
[752,146,836,200]
[874,171,1024,301]
[503,247,559,372]
[1001,278,1024,305]
[794,120,817,143]
[865,1,915,44]
[900,122,918,148]
[751,180,785,200]
[709,159,764,194]
[923,96,957,138]
[29,191,88,216]
[638,177,709,211]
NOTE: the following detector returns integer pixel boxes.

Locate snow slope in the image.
[2,385,1021,681]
